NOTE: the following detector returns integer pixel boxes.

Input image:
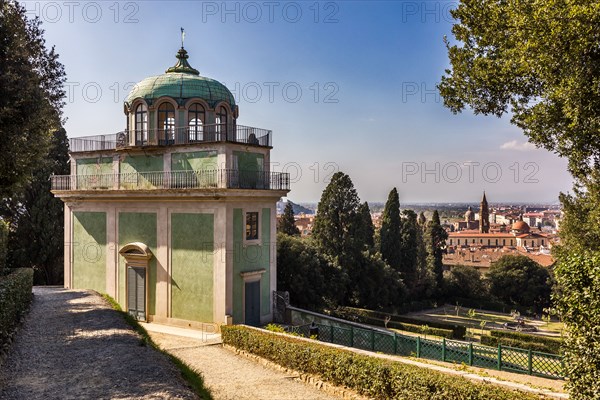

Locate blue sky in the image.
[31,0,572,203]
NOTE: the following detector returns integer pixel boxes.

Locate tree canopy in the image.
[276,233,337,310]
[0,1,66,198]
[439,0,600,178]
[487,255,552,312]
[440,1,600,395]
[312,172,361,260]
[7,129,69,284]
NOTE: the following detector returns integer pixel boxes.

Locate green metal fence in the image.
[304,323,563,380]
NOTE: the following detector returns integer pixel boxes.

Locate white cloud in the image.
[500,140,537,151]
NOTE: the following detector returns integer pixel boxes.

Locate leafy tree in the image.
[439,0,600,178]
[278,202,300,236]
[552,176,600,398]
[554,252,600,399]
[439,2,600,394]
[443,265,487,300]
[276,233,344,310]
[356,201,375,250]
[7,129,69,284]
[487,255,552,312]
[0,1,66,199]
[352,251,406,310]
[380,188,401,269]
[425,210,447,293]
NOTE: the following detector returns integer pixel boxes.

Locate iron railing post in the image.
[528,349,532,375]
[416,337,421,358]
[468,343,473,366]
[442,338,446,362]
[371,329,375,351]
[497,345,502,371]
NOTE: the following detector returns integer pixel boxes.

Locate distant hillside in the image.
[276,200,314,215]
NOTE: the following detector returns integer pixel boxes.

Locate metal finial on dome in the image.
[165,44,199,75]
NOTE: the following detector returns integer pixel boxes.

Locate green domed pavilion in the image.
[125,47,236,110]
[52,42,289,330]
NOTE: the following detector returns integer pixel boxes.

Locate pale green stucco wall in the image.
[170,213,214,322]
[76,158,113,176]
[234,151,263,173]
[171,151,218,172]
[232,207,271,323]
[118,212,157,314]
[119,154,164,189]
[72,211,106,293]
[120,154,163,174]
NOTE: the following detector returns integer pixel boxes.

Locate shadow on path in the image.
[0,287,197,400]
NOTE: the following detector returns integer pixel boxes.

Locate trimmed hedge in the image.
[337,306,467,340]
[484,330,563,355]
[451,297,511,314]
[330,308,455,339]
[222,325,540,400]
[451,297,536,316]
[0,268,34,351]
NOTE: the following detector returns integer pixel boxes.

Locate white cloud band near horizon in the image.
[500,140,537,151]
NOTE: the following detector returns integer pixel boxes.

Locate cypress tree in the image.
[279,202,300,236]
[426,210,447,293]
[312,171,361,260]
[398,209,419,287]
[380,188,402,270]
[356,201,375,250]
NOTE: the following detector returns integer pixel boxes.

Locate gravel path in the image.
[149,331,342,400]
[0,287,197,400]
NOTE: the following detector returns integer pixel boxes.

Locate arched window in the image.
[188,103,205,142]
[135,104,148,145]
[158,102,175,145]
[216,106,228,139]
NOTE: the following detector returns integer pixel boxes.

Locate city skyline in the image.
[33,1,573,202]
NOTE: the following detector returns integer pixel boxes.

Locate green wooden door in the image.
[127,266,146,321]
[244,280,260,327]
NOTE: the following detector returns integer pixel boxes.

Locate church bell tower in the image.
[479,191,490,233]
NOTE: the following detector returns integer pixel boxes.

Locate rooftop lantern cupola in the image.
[124,37,240,147]
[165,47,200,75]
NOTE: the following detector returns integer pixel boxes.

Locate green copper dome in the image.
[125,47,236,109]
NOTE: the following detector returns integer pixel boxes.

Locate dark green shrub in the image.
[329,308,455,339]
[222,325,540,399]
[451,297,512,314]
[0,268,33,350]
[338,306,466,339]
[487,330,562,355]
